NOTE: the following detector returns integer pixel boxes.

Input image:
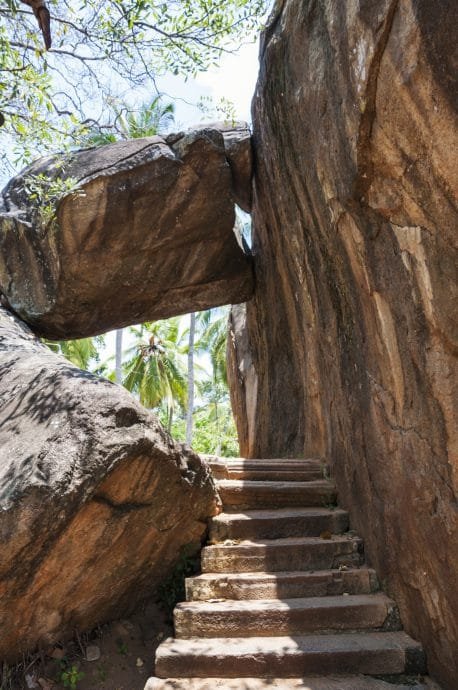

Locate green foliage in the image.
[196,308,229,385]
[157,542,200,616]
[45,334,105,371]
[59,662,84,689]
[83,96,175,145]
[45,307,239,455]
[151,307,239,455]
[0,0,267,174]
[24,169,84,230]
[193,382,239,456]
[116,640,128,656]
[122,319,187,419]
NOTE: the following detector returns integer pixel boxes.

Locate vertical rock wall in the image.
[229,1,458,686]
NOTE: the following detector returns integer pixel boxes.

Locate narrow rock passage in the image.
[145,458,439,689]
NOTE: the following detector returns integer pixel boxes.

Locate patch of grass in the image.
[116,640,128,656]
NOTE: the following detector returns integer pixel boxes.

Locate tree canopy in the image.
[0,0,266,176]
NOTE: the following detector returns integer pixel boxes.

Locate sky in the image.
[158,40,260,128]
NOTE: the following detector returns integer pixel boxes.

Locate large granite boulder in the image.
[0,306,219,661]
[229,1,457,687]
[0,125,253,340]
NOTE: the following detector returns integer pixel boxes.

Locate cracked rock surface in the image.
[228,1,457,687]
[0,306,220,661]
[0,124,253,340]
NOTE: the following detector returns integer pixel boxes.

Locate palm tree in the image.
[83,96,175,146]
[197,307,230,386]
[122,319,187,431]
[185,312,196,445]
[45,336,104,371]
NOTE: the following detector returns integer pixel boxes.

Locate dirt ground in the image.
[6,602,173,690]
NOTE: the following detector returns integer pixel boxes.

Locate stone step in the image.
[146,676,437,690]
[154,631,426,678]
[216,479,336,511]
[201,536,364,573]
[186,567,379,601]
[207,457,327,481]
[174,593,400,638]
[209,507,349,541]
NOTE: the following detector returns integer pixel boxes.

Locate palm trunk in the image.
[115,328,123,384]
[185,312,196,446]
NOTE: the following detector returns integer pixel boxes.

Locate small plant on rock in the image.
[24,164,85,233]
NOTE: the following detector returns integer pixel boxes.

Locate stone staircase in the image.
[145,458,437,690]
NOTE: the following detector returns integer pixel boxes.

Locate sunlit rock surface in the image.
[0,124,253,340]
[228,1,458,687]
[0,306,219,660]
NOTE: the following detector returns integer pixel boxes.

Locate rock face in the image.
[0,125,253,340]
[229,1,458,687]
[0,306,219,661]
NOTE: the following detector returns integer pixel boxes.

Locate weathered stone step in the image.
[186,567,379,601]
[174,593,400,638]
[216,479,336,511]
[154,631,426,678]
[207,457,327,481]
[210,507,349,541]
[146,676,437,690]
[201,536,364,573]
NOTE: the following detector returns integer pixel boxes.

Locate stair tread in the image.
[212,507,347,521]
[189,567,375,581]
[146,676,437,690]
[174,593,398,637]
[177,593,394,612]
[207,457,325,465]
[153,461,427,686]
[204,535,361,548]
[156,630,421,657]
[155,630,425,678]
[207,458,328,481]
[217,479,335,489]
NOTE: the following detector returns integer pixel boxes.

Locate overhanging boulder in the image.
[0,306,220,661]
[0,125,253,340]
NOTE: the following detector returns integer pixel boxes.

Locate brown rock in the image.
[228,1,458,687]
[0,306,219,661]
[0,126,253,340]
[209,121,253,212]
